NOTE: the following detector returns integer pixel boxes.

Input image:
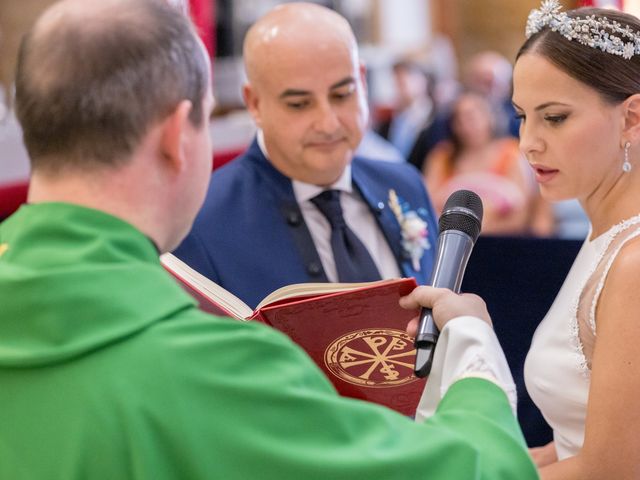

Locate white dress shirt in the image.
[257,131,401,282]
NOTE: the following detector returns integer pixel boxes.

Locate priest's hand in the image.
[400,286,492,335]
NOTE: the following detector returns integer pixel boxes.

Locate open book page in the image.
[161,253,405,317]
[255,279,403,311]
[160,253,253,319]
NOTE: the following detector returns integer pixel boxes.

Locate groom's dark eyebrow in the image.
[280,89,311,99]
[279,77,355,99]
[329,77,355,91]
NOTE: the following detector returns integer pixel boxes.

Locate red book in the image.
[160,253,426,416]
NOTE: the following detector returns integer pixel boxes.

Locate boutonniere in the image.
[388,189,431,271]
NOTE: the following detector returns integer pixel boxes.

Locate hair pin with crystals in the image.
[526,0,640,60]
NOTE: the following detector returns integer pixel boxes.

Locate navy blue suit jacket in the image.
[175,139,438,309]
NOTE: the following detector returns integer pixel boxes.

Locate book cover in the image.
[161,253,426,416]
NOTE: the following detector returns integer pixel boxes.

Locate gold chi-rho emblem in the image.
[324,329,419,388]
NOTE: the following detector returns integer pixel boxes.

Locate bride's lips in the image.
[531,164,559,184]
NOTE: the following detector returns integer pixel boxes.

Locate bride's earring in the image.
[623,141,632,173]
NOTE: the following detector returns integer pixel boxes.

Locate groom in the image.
[174,2,438,308]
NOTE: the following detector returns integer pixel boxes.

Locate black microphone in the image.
[414,190,483,378]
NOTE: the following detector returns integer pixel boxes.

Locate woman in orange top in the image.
[424,92,552,235]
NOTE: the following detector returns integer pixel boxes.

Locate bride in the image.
[410,1,640,478]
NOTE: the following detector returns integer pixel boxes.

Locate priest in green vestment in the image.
[0,0,538,478]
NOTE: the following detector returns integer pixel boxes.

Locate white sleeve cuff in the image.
[414,316,517,422]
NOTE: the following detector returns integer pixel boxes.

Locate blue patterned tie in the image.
[311,190,381,283]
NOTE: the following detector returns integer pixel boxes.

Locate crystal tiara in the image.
[526,0,640,60]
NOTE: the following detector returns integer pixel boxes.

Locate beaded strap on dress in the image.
[570,214,640,376]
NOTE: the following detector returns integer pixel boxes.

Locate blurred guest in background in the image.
[355,128,406,163]
[464,50,520,138]
[424,92,552,236]
[549,199,589,240]
[376,58,448,170]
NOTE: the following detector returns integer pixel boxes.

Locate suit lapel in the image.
[352,161,433,285]
[247,140,329,283]
[351,166,419,280]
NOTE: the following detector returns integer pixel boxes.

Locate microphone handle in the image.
[414,308,438,377]
[414,231,474,377]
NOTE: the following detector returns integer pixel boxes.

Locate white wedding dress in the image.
[524,214,640,459]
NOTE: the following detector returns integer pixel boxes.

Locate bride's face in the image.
[512,53,624,203]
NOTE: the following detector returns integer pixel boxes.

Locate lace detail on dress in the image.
[569,303,588,375]
[569,214,640,377]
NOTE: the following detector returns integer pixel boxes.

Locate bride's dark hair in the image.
[517,7,640,104]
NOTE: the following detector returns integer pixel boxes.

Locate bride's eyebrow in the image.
[512,100,572,111]
[534,101,572,111]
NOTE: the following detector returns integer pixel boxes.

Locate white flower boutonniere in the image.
[388,189,431,271]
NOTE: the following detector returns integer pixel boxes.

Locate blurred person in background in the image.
[465,50,520,138]
[423,91,552,236]
[376,58,449,171]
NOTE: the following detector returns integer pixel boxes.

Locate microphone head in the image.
[439,190,483,243]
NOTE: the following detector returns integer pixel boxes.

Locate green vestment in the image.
[0,203,538,479]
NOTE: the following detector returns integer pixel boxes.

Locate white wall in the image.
[0,107,30,184]
[377,0,431,50]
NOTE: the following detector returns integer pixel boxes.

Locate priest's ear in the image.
[159,99,194,172]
